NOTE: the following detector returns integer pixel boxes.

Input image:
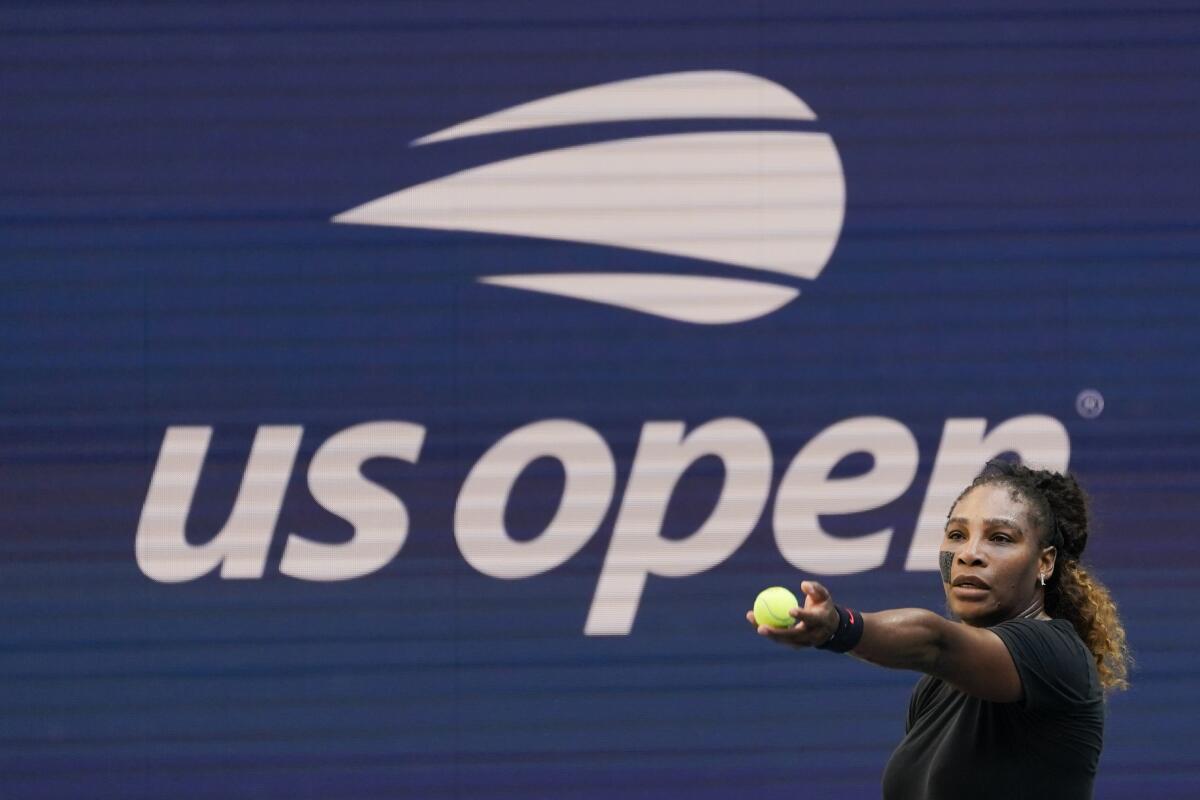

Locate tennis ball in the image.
[754,586,799,629]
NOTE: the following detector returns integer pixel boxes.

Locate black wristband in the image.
[816,604,864,653]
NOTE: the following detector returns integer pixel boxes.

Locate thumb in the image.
[801,580,831,604]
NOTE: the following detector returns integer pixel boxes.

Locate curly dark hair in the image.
[951,458,1131,692]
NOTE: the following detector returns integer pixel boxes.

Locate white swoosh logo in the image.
[333,72,845,324]
[412,70,816,145]
[480,273,798,325]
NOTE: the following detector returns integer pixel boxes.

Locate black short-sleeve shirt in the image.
[881,617,1104,800]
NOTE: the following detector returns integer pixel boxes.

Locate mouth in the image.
[950,576,991,593]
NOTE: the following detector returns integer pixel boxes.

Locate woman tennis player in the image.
[749,459,1129,799]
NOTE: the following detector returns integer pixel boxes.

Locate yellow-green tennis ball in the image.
[754,586,799,629]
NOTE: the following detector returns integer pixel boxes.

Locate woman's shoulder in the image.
[989,616,1101,710]
[991,615,1085,652]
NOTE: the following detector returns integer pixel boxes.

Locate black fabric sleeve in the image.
[904,675,934,733]
[990,618,1094,712]
[905,682,918,733]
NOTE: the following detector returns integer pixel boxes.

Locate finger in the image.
[746,611,758,626]
[758,618,806,633]
[757,620,797,633]
[789,606,827,627]
[801,580,831,603]
[759,620,803,636]
[761,625,824,648]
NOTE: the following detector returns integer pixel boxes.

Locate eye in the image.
[991,533,1012,543]
[945,530,965,540]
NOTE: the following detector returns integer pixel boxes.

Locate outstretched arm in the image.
[747,581,1022,703]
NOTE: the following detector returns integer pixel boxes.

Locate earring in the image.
[1038,574,1046,587]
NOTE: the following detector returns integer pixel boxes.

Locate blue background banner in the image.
[2,2,1199,797]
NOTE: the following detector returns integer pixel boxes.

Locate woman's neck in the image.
[1015,594,1051,621]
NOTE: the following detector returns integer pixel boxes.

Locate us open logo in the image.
[333,71,846,324]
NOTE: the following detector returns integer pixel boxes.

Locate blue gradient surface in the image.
[2,2,1199,797]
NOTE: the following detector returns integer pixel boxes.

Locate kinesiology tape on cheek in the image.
[939,550,953,583]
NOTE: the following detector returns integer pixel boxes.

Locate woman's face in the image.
[941,483,1055,627]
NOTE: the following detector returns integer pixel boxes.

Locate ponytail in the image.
[1047,559,1130,691]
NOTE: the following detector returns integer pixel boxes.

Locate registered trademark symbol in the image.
[1075,389,1104,419]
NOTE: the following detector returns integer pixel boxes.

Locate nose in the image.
[957,535,986,566]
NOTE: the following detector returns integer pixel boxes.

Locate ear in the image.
[1039,545,1057,580]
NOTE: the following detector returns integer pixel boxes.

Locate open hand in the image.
[746,581,840,649]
